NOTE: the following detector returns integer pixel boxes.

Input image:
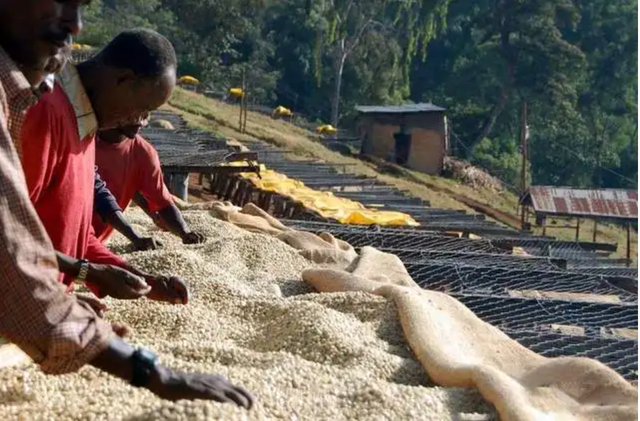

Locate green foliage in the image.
[75,0,637,190]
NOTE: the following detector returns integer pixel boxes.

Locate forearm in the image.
[158,203,191,238]
[55,251,82,278]
[133,193,171,232]
[104,210,143,243]
[89,336,135,382]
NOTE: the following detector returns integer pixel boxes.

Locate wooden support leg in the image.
[223,178,238,201]
[627,223,631,267]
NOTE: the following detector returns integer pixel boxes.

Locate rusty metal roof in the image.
[355,103,445,114]
[525,186,638,220]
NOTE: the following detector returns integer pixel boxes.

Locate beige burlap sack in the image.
[277,231,357,267]
[302,248,638,421]
[210,202,288,236]
[0,344,30,370]
[209,202,359,266]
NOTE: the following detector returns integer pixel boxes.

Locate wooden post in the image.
[592,219,598,242]
[238,69,246,133]
[242,89,248,134]
[575,218,581,241]
[519,101,528,230]
[627,222,631,266]
[520,101,528,195]
[542,217,547,237]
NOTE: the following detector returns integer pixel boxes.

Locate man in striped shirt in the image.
[0,0,252,407]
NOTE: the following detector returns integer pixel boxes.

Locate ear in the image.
[114,68,137,86]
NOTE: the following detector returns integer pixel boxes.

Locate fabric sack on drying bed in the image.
[302,248,638,421]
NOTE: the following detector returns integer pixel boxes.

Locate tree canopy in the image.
[77,0,637,190]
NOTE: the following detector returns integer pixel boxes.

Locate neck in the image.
[76,61,101,111]
[98,132,126,144]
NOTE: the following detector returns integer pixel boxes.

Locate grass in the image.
[167,88,638,263]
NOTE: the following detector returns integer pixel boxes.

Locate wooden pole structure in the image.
[592,219,598,242]
[575,218,581,241]
[242,79,248,134]
[239,68,246,133]
[519,101,528,230]
[627,222,631,266]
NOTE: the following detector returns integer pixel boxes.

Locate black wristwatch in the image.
[131,348,158,388]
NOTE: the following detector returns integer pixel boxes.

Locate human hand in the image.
[148,366,254,408]
[76,293,108,317]
[182,231,206,245]
[87,264,152,300]
[75,293,132,337]
[145,275,189,305]
[132,236,163,251]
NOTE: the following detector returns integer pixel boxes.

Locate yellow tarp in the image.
[228,87,245,98]
[316,124,337,135]
[239,165,419,227]
[71,43,93,51]
[273,106,292,116]
[179,75,200,85]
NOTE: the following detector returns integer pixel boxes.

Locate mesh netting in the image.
[336,232,509,254]
[383,248,564,271]
[455,294,637,333]
[567,267,638,278]
[407,262,637,303]
[505,329,637,380]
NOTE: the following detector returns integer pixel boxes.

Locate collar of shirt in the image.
[0,46,38,115]
[33,73,56,99]
[56,63,98,140]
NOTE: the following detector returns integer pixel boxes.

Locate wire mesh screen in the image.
[495,238,617,260]
[330,231,510,254]
[382,248,565,271]
[568,267,638,278]
[407,262,637,303]
[505,329,637,380]
[455,294,637,333]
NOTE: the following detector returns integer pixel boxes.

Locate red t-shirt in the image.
[93,134,173,242]
[20,85,127,289]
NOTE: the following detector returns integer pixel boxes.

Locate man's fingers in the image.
[234,385,254,409]
[224,387,252,409]
[111,323,131,338]
[169,277,189,305]
[124,273,151,294]
[76,294,108,317]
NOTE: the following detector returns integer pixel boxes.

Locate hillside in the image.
[167,88,637,262]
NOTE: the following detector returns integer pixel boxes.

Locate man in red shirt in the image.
[21,29,187,304]
[94,124,206,245]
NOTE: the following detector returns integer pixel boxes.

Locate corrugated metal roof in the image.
[355,103,446,114]
[527,186,638,220]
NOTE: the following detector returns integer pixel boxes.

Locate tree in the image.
[310,0,450,127]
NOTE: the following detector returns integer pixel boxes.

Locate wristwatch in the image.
[74,259,90,285]
[131,348,159,388]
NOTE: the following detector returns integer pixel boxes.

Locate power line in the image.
[450,128,638,189]
[448,129,521,192]
[550,140,638,187]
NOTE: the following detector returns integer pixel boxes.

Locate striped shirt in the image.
[0,46,111,374]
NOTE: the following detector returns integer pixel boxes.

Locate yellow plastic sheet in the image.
[273,106,293,116]
[316,124,337,135]
[239,165,419,227]
[179,75,200,85]
[229,87,245,98]
[71,43,93,51]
